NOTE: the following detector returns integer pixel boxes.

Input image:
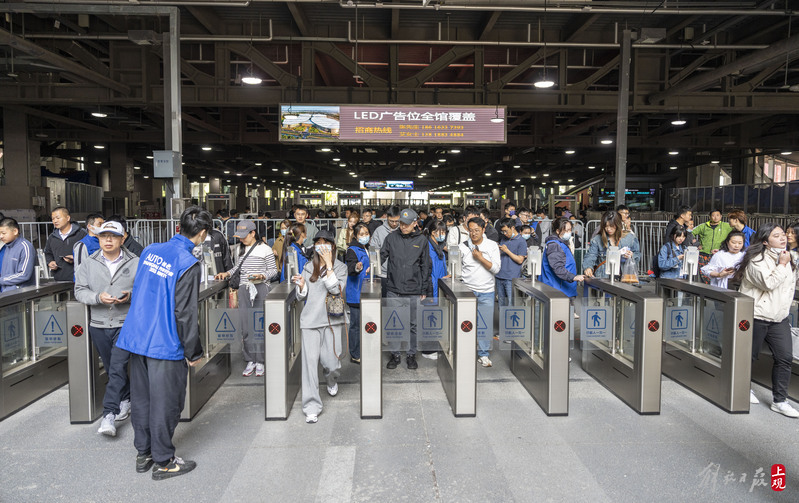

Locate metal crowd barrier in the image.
[0,282,73,421]
[658,279,754,413]
[579,278,664,414]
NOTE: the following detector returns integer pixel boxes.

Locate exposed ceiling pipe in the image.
[338,0,794,16]
[648,32,799,103]
[24,19,273,42]
[345,23,768,50]
[11,0,251,6]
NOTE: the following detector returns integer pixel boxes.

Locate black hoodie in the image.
[44,223,87,281]
[380,229,431,296]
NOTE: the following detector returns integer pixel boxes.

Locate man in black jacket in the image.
[44,206,87,281]
[381,208,431,370]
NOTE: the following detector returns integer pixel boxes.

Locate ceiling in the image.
[2,0,799,193]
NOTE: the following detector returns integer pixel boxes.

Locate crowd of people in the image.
[1,200,799,480]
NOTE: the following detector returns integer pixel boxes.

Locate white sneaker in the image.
[242,362,256,377]
[305,414,318,423]
[750,390,759,404]
[421,352,438,360]
[327,383,338,397]
[478,356,492,367]
[771,401,799,418]
[98,413,117,436]
[255,363,265,377]
[116,399,131,421]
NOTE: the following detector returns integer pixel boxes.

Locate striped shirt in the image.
[228,242,278,283]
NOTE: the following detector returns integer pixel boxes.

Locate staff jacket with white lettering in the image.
[116,234,203,361]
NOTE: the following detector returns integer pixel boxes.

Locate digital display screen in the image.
[359,180,414,191]
[280,104,506,144]
[598,188,657,210]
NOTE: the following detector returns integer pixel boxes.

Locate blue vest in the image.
[79,234,101,256]
[346,245,370,305]
[429,241,448,298]
[540,239,577,297]
[116,234,199,360]
[280,242,309,282]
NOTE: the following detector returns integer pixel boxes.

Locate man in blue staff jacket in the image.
[116,206,212,480]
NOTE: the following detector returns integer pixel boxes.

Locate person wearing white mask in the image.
[540,217,584,298]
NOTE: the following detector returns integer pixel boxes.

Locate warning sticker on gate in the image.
[417,300,448,351]
[622,305,636,349]
[665,305,692,341]
[499,305,530,345]
[703,309,724,345]
[382,298,411,351]
[581,304,612,341]
[209,308,239,344]
[35,311,67,347]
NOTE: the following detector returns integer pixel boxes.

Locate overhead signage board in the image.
[299,193,324,200]
[339,193,362,200]
[279,104,506,144]
[359,180,414,191]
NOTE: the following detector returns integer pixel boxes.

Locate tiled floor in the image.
[1,347,797,502]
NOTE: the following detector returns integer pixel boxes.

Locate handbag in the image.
[229,242,259,290]
[325,284,345,317]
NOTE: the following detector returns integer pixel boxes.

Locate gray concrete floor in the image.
[2,347,798,502]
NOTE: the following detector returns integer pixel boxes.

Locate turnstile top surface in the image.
[584,278,662,302]
[656,278,754,303]
[438,278,477,298]
[198,279,229,300]
[0,281,74,308]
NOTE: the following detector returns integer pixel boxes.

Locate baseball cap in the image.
[399,208,418,225]
[96,221,125,237]
[233,220,256,238]
[313,229,335,243]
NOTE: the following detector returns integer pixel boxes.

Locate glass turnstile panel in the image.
[699,298,724,360]
[1,303,28,373]
[33,295,68,350]
[617,298,636,363]
[416,296,450,352]
[381,297,412,352]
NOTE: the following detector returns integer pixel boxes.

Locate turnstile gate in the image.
[509,278,571,416]
[658,279,754,413]
[437,278,477,417]
[66,301,106,423]
[360,280,382,419]
[264,281,303,420]
[580,279,663,414]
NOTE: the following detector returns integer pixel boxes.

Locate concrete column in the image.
[1,108,46,216]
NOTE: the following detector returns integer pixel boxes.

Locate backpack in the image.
[649,244,674,278]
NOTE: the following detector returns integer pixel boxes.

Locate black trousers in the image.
[130,354,188,465]
[752,318,793,403]
[89,326,131,415]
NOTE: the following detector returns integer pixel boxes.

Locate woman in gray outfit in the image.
[292,230,347,424]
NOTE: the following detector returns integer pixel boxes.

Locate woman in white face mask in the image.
[292,230,348,424]
[272,218,292,276]
[539,217,584,298]
[735,223,799,417]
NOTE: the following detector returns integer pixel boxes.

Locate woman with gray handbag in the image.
[292,229,347,424]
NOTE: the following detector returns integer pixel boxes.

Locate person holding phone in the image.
[44,206,86,281]
[735,223,799,416]
[701,230,745,288]
[74,221,139,437]
[293,230,348,424]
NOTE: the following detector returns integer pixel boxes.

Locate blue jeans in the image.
[348,304,361,360]
[496,278,513,307]
[474,291,494,357]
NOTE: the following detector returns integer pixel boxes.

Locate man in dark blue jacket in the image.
[0,218,35,292]
[116,206,212,480]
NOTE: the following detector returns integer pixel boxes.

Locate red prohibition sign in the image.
[739,320,751,331]
[461,320,473,332]
[365,322,377,334]
[70,325,84,337]
[554,320,566,332]
[268,323,281,334]
[648,320,660,332]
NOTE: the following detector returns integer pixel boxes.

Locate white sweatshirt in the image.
[459,237,501,293]
[700,250,744,289]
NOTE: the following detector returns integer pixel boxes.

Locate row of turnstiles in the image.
[1,251,797,423]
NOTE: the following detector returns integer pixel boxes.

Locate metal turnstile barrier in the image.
[183,279,232,421]
[66,301,107,423]
[580,279,663,414]
[264,281,303,420]
[1,283,73,421]
[509,278,571,416]
[657,279,754,413]
[360,279,383,419]
[437,278,477,417]
[751,291,799,401]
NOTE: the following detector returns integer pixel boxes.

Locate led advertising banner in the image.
[280,104,506,144]
[359,180,415,191]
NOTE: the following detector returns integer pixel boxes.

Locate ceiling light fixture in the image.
[490,104,504,124]
[94,145,105,150]
[600,139,613,145]
[670,166,678,170]
[588,165,596,169]
[671,118,687,126]
[91,111,107,118]
[711,160,720,164]
[781,151,793,155]
[202,146,212,151]
[241,62,262,85]
[565,150,575,155]
[669,151,679,155]
[534,1,555,89]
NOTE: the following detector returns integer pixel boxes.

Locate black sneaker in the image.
[406,355,418,370]
[152,456,197,480]
[386,353,401,369]
[136,452,153,473]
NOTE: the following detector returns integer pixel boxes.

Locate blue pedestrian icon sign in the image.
[499,306,530,344]
[422,310,442,330]
[588,309,606,329]
[581,305,612,341]
[665,306,692,341]
[418,304,447,348]
[216,312,235,333]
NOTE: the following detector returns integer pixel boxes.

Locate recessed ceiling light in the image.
[553,180,560,184]
[669,151,679,155]
[201,146,212,151]
[671,119,687,126]
[332,157,340,162]
[252,176,258,179]
[565,150,575,154]
[600,139,613,145]
[91,112,107,118]
[467,178,472,181]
